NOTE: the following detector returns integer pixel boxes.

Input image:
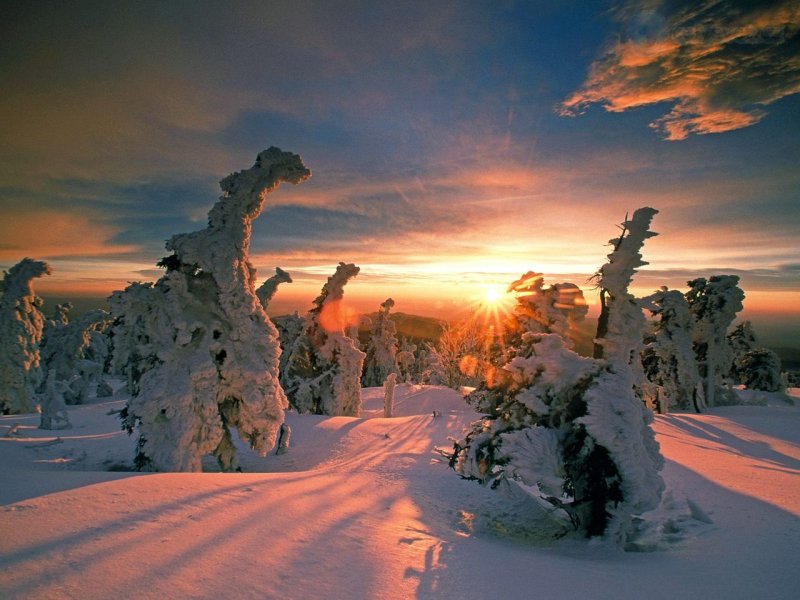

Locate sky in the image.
[1,1,798,334]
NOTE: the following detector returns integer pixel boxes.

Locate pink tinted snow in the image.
[1,387,798,599]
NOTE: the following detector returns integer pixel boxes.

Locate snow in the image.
[1,386,798,599]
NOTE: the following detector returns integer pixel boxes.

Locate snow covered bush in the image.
[451,208,664,542]
[383,372,397,418]
[641,288,703,412]
[39,369,70,430]
[113,147,311,471]
[362,298,400,387]
[737,348,783,392]
[0,258,51,414]
[685,275,744,408]
[283,262,366,416]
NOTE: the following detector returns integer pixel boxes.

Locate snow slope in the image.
[1,385,798,599]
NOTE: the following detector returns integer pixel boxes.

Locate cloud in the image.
[0,208,138,261]
[560,0,800,139]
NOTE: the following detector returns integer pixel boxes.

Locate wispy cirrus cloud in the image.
[560,0,800,139]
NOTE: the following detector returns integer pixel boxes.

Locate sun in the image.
[483,284,506,305]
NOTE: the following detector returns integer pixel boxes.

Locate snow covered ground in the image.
[1,384,798,599]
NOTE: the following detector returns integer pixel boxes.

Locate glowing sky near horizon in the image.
[1,1,798,324]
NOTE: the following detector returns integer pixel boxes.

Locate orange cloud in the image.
[561,0,800,139]
[0,209,138,261]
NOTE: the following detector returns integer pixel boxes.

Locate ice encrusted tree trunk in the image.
[362,298,400,387]
[113,147,311,471]
[641,288,703,412]
[451,208,663,542]
[0,258,51,414]
[283,262,365,416]
[256,267,292,310]
[685,275,744,408]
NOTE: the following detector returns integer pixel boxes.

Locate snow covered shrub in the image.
[451,208,664,542]
[737,348,783,392]
[383,372,397,417]
[283,262,366,416]
[0,258,51,414]
[39,369,70,430]
[257,267,292,310]
[685,275,744,408]
[113,147,311,471]
[641,288,703,412]
[362,298,400,387]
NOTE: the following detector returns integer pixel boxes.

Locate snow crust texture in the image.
[112,148,311,471]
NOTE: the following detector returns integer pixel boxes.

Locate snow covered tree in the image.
[727,321,758,382]
[396,337,420,383]
[113,147,311,471]
[0,258,51,414]
[423,320,487,389]
[40,307,111,404]
[256,267,292,310]
[685,275,744,408]
[274,312,306,392]
[109,282,159,396]
[451,208,664,542]
[641,288,703,412]
[362,298,400,387]
[737,348,783,392]
[506,272,588,350]
[283,262,366,416]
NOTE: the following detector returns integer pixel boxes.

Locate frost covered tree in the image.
[451,208,664,542]
[274,312,306,392]
[423,320,487,389]
[283,262,365,416]
[113,147,311,471]
[506,272,588,350]
[685,275,744,408]
[641,288,703,412]
[727,321,758,382]
[396,337,420,383]
[736,348,783,392]
[362,298,400,387]
[0,258,51,414]
[256,267,292,310]
[40,307,111,404]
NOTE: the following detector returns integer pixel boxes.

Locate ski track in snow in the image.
[1,385,798,599]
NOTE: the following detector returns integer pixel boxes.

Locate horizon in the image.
[2,1,798,345]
